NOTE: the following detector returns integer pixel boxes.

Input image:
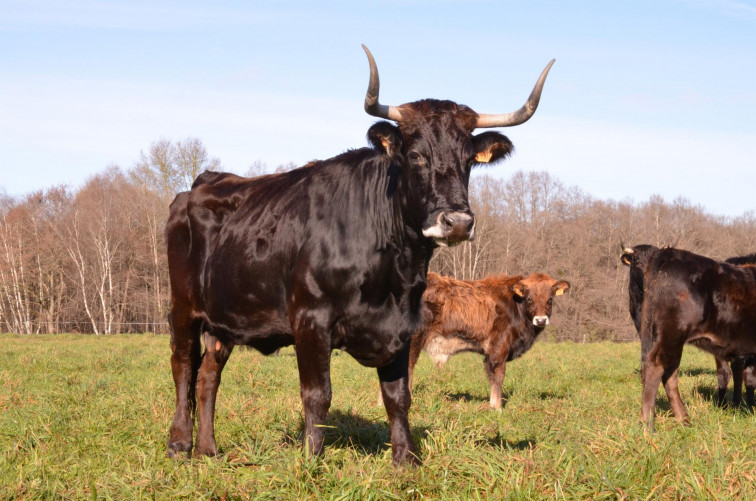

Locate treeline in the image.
[2,139,754,339]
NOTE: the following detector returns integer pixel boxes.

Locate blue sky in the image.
[1,0,755,217]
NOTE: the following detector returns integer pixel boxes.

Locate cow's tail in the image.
[638,276,658,384]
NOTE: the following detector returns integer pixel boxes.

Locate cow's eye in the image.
[408,152,425,166]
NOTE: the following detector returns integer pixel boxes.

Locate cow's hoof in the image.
[192,445,219,458]
[166,441,192,460]
[392,450,422,468]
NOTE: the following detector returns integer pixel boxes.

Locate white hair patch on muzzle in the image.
[532,316,550,326]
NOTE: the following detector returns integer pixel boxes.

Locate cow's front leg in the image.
[294,323,332,459]
[378,345,419,467]
[484,355,507,410]
[378,331,424,407]
[194,332,233,457]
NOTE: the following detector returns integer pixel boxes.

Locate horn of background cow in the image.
[476,59,556,128]
[619,237,632,254]
[362,45,403,122]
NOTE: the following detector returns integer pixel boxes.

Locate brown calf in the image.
[407,272,569,409]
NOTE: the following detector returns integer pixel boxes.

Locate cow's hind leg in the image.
[662,365,689,424]
[715,356,731,407]
[194,331,233,457]
[641,358,663,432]
[167,312,202,459]
[730,358,744,407]
[641,341,686,430]
[378,344,419,467]
[743,362,756,409]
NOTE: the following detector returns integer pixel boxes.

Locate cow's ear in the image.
[511,282,528,299]
[472,132,514,166]
[368,121,403,158]
[553,281,570,296]
[620,252,633,266]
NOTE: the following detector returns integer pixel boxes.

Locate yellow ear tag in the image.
[381,138,390,150]
[555,289,564,296]
[475,151,493,163]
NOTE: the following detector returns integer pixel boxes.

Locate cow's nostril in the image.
[442,214,454,228]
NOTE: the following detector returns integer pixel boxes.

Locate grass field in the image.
[1,334,754,500]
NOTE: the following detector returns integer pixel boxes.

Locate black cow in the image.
[621,245,755,407]
[165,45,554,465]
[635,247,756,429]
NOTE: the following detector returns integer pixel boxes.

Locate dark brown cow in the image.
[637,247,756,430]
[404,272,569,409]
[165,46,555,465]
[621,245,755,407]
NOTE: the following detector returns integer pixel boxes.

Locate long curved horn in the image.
[362,45,403,122]
[476,59,556,128]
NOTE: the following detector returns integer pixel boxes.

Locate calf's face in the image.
[511,273,570,327]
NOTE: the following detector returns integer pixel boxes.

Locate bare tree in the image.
[132,137,221,199]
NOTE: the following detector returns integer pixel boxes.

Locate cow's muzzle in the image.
[422,211,475,246]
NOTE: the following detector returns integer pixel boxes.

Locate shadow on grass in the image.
[482,434,537,451]
[680,367,717,377]
[279,410,431,457]
[694,385,755,414]
[444,391,489,404]
[537,390,568,400]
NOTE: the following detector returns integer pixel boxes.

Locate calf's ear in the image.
[552,280,570,296]
[367,121,403,159]
[472,132,514,166]
[511,282,529,299]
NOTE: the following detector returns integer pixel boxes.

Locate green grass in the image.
[1,334,754,500]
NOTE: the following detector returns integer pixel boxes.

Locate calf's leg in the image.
[167,312,202,459]
[378,345,419,467]
[484,355,507,410]
[407,333,424,394]
[194,331,233,457]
